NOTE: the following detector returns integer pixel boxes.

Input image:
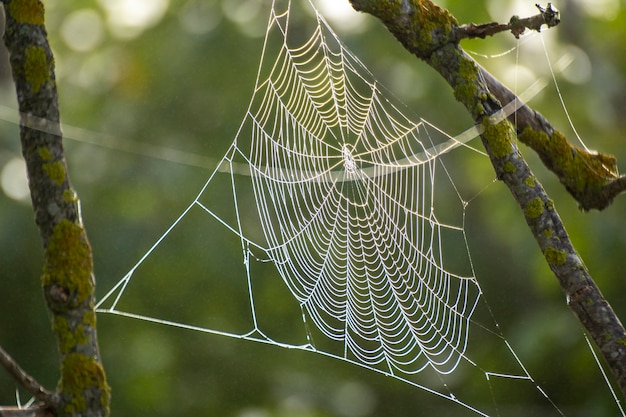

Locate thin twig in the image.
[0,345,57,408]
[0,405,53,417]
[456,3,560,40]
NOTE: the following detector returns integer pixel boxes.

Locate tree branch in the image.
[0,345,54,416]
[0,345,57,407]
[1,0,110,415]
[350,0,626,210]
[0,406,53,417]
[478,64,626,211]
[455,3,560,40]
[349,0,626,398]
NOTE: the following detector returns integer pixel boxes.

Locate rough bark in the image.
[479,64,623,211]
[349,0,626,399]
[0,1,110,416]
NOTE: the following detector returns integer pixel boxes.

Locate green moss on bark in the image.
[503,161,517,173]
[24,45,51,93]
[37,146,52,161]
[524,197,544,219]
[409,0,457,54]
[451,58,486,116]
[519,126,618,209]
[60,353,110,416]
[43,161,66,186]
[7,0,45,26]
[481,117,514,159]
[544,247,567,266]
[53,316,89,354]
[63,189,78,204]
[42,220,94,311]
[350,0,457,57]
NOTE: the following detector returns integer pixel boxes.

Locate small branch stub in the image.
[456,3,560,40]
[535,3,561,28]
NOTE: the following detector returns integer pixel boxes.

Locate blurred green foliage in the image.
[1,0,626,416]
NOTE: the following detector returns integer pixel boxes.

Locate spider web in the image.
[93,1,610,415]
[245,5,480,376]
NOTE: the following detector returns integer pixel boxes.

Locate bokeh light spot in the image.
[60,9,105,52]
[98,0,169,39]
[1,157,30,202]
[222,0,266,38]
[330,381,376,417]
[314,0,367,33]
[575,0,620,20]
[179,0,222,35]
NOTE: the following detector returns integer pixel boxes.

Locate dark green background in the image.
[1,1,626,416]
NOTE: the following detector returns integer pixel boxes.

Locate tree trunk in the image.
[0,1,110,416]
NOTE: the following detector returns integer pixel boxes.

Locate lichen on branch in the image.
[349,0,458,59]
[519,127,619,210]
[349,0,626,211]
[1,0,110,415]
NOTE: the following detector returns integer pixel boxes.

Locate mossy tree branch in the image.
[478,64,623,211]
[1,1,110,416]
[349,0,626,399]
[350,0,625,211]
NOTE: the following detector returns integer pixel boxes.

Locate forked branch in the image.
[350,0,626,210]
[478,63,625,211]
[349,0,626,399]
[457,2,625,211]
[452,3,626,210]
